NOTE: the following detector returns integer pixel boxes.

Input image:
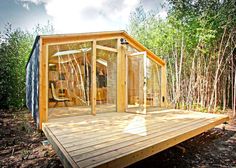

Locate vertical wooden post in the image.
[91,40,96,115]
[39,38,48,129]
[117,39,126,112]
[161,64,167,107]
[143,52,147,114]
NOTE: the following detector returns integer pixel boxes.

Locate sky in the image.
[0,0,167,34]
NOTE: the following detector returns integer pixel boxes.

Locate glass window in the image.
[48,41,92,118]
[96,49,117,113]
[146,58,162,108]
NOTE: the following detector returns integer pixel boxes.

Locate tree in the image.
[0,22,54,109]
[128,0,236,114]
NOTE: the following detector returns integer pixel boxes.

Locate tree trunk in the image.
[233,63,236,118]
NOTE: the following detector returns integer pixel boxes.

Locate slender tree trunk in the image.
[179,34,184,103]
[208,27,227,112]
[227,74,230,108]
[174,42,179,107]
[223,79,226,112]
[233,62,236,118]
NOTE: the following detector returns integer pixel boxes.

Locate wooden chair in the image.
[51,83,70,107]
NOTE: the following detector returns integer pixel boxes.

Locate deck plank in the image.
[78,117,226,168]
[71,118,204,161]
[67,118,197,155]
[42,110,228,168]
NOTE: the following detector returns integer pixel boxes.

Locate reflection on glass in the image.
[48,42,92,118]
[146,58,162,108]
[126,51,162,113]
[96,49,117,112]
[127,54,145,113]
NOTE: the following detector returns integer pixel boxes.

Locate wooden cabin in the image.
[26,30,167,129]
[26,31,228,168]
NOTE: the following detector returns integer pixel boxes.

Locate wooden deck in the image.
[42,109,228,168]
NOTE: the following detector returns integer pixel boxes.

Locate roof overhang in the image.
[26,30,165,68]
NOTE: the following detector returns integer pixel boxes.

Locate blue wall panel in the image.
[26,39,39,128]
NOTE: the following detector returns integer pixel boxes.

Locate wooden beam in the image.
[45,44,49,122]
[42,31,124,45]
[39,38,48,129]
[122,32,165,66]
[117,40,126,112]
[91,40,96,115]
[96,44,118,53]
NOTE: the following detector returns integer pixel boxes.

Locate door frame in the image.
[126,51,147,114]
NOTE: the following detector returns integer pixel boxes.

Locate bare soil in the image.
[0,109,235,168]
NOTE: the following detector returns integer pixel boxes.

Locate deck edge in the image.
[42,123,79,168]
[96,116,229,168]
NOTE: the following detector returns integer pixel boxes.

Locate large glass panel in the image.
[96,49,117,112]
[127,53,146,114]
[146,58,162,109]
[48,42,92,119]
[126,44,162,113]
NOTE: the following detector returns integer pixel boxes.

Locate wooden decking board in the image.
[62,118,178,147]
[48,113,136,135]
[71,118,202,161]
[49,114,153,139]
[80,117,227,168]
[43,124,78,168]
[42,110,228,168]
[68,118,198,155]
[54,112,201,145]
[89,117,227,168]
[68,119,195,156]
[74,118,213,166]
[58,111,219,143]
[49,110,201,137]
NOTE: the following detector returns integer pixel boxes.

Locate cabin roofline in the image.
[26,30,165,69]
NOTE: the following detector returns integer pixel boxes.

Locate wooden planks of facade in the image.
[42,110,228,168]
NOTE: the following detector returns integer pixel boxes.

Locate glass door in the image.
[126,52,147,114]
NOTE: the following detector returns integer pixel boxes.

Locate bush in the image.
[0,25,33,109]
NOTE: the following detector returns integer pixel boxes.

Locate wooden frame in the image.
[126,51,147,114]
[35,31,167,129]
[91,40,97,115]
[96,44,118,53]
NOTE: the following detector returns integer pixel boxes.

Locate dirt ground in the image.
[0,109,235,168]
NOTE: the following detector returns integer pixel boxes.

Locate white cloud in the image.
[18,0,167,33]
[43,0,141,33]
[18,0,44,5]
[22,3,29,10]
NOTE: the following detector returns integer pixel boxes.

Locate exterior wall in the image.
[26,40,40,127]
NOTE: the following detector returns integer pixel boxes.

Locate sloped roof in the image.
[26,30,165,68]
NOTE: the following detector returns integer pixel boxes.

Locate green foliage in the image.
[0,22,54,109]
[128,0,236,111]
[0,25,33,109]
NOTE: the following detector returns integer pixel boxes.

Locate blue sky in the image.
[0,0,167,34]
[0,0,51,32]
